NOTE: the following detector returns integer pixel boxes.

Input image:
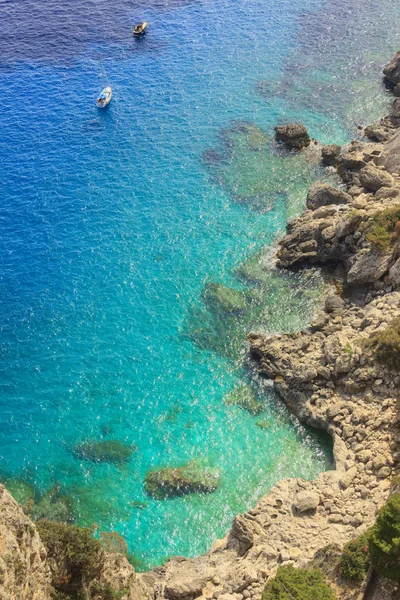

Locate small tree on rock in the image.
[369,494,400,581]
[262,565,335,600]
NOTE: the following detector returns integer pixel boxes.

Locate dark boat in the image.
[133,22,148,36]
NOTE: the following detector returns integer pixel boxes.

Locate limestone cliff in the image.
[0,485,51,600]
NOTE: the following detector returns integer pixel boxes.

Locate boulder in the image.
[383,51,400,85]
[145,461,220,499]
[339,466,357,489]
[339,151,365,170]
[306,182,351,210]
[164,563,206,600]
[389,257,400,289]
[227,515,254,555]
[321,144,341,166]
[325,295,345,315]
[275,123,310,150]
[292,491,320,513]
[347,249,392,285]
[377,127,400,174]
[359,165,394,192]
[323,332,351,364]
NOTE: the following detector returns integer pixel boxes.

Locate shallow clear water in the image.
[0,0,399,570]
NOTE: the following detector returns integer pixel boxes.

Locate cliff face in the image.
[0,485,51,600]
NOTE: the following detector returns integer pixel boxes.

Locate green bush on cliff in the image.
[366,207,400,251]
[339,532,370,581]
[88,581,128,600]
[261,565,335,600]
[365,317,400,369]
[36,520,103,597]
[369,494,400,581]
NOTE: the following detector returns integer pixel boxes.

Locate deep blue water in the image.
[0,0,399,570]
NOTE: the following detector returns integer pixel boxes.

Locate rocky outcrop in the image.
[321,144,341,166]
[275,143,400,286]
[0,486,52,600]
[93,553,147,600]
[358,165,394,191]
[274,123,311,149]
[383,51,400,85]
[306,182,351,210]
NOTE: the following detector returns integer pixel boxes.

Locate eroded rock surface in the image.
[274,123,311,149]
[0,486,52,600]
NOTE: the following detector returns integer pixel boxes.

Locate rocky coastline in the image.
[138,53,400,600]
[3,53,400,600]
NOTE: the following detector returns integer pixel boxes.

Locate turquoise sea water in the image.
[1,0,400,569]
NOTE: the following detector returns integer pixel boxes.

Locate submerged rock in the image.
[275,123,310,150]
[3,478,35,509]
[202,282,246,314]
[224,385,264,415]
[145,461,220,499]
[30,485,73,523]
[256,418,272,430]
[72,439,136,464]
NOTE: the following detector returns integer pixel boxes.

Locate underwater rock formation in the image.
[223,385,264,415]
[144,461,220,499]
[72,439,136,464]
[202,121,322,214]
[30,485,73,523]
[203,282,247,315]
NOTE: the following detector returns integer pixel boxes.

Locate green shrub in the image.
[369,494,400,581]
[37,520,103,596]
[365,317,400,369]
[339,532,370,581]
[366,207,400,251]
[88,581,127,600]
[261,565,335,600]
